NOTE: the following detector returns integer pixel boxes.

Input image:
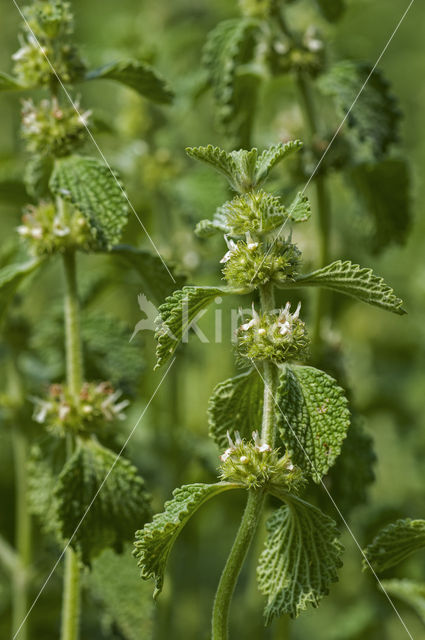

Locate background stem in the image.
[211,490,265,640]
[61,248,83,640]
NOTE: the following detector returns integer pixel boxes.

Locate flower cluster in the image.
[236,302,309,363]
[17,200,97,255]
[219,431,304,491]
[270,27,324,77]
[21,98,90,157]
[12,0,85,87]
[221,234,300,289]
[31,381,129,437]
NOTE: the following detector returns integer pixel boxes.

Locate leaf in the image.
[49,155,129,249]
[208,369,263,449]
[364,519,425,573]
[0,258,43,324]
[293,260,405,315]
[85,60,173,104]
[155,286,236,368]
[24,155,54,199]
[318,61,400,158]
[134,482,239,597]
[348,159,411,253]
[254,141,303,186]
[257,496,343,622]
[55,439,151,565]
[277,365,350,483]
[109,245,185,303]
[28,442,65,538]
[186,142,302,193]
[288,192,311,223]
[88,546,154,640]
[203,18,260,137]
[0,71,25,91]
[381,579,425,626]
[314,0,345,22]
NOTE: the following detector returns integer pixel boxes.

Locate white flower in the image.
[220,448,233,462]
[17,225,30,236]
[245,232,259,251]
[31,227,43,239]
[240,456,248,463]
[240,303,260,332]
[220,235,237,263]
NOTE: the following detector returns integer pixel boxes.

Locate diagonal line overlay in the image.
[11,0,176,284]
[12,358,176,640]
[250,359,415,640]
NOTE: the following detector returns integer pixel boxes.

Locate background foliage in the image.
[0,0,424,638]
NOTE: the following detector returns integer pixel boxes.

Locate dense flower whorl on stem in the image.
[31,381,129,437]
[219,431,304,491]
[236,301,309,364]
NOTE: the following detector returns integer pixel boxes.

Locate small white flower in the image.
[287,463,294,471]
[220,235,237,263]
[245,232,258,251]
[17,225,30,236]
[240,456,248,463]
[82,404,92,414]
[31,227,43,239]
[58,404,71,421]
[220,448,233,462]
[257,443,271,453]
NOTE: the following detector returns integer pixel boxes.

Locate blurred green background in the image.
[0,0,424,638]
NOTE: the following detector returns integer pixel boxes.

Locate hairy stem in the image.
[7,356,32,640]
[259,283,278,447]
[211,490,265,640]
[61,248,83,640]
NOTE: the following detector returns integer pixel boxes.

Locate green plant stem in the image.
[259,283,278,447]
[211,490,266,640]
[61,248,83,640]
[296,71,331,351]
[6,356,32,640]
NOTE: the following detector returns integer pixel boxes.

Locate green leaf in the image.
[348,159,411,253]
[0,258,43,324]
[55,439,151,565]
[314,0,345,22]
[277,365,350,483]
[288,192,311,223]
[28,442,65,538]
[364,519,425,573]
[318,61,400,158]
[88,546,154,640]
[0,71,25,91]
[257,496,343,622]
[85,60,173,104]
[208,369,263,449]
[186,142,302,193]
[134,482,239,597]
[49,155,129,249]
[24,155,54,199]
[203,18,260,135]
[293,260,405,315]
[155,286,236,368]
[381,579,425,626]
[254,141,303,186]
[109,245,185,303]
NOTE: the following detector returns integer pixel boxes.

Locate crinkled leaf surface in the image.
[277,365,350,483]
[348,159,411,253]
[381,579,425,625]
[293,260,405,314]
[155,286,236,368]
[257,496,343,622]
[109,245,185,303]
[134,482,239,597]
[203,18,260,134]
[364,519,425,573]
[55,440,151,565]
[25,154,54,199]
[208,369,263,449]
[49,155,129,249]
[89,546,154,640]
[186,141,302,193]
[85,60,173,104]
[318,61,400,158]
[289,192,311,223]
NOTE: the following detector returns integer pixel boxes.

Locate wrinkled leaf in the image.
[50,155,129,249]
[277,365,350,482]
[208,369,263,449]
[85,60,173,104]
[134,482,239,597]
[364,519,425,573]
[257,496,343,622]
